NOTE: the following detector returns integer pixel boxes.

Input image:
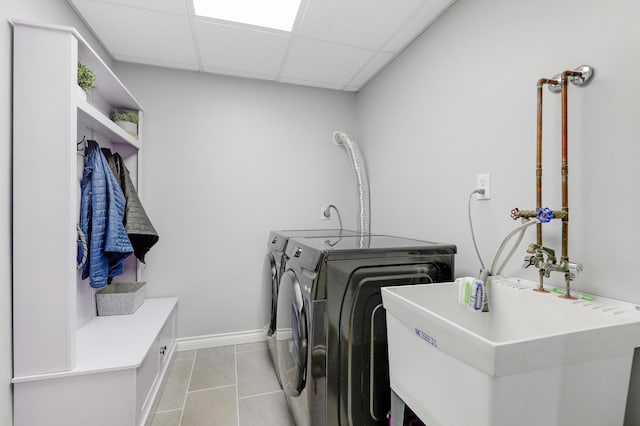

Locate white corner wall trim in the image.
[176,326,269,351]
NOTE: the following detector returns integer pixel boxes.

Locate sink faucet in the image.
[525,243,557,276]
[510,68,594,300]
[523,243,583,295]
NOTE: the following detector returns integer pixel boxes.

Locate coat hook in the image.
[77,135,88,157]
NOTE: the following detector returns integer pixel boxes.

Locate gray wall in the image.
[1,3,11,424]
[356,0,640,423]
[113,63,358,338]
[358,0,640,301]
[10,0,112,65]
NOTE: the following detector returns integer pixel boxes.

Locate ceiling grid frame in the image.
[184,0,205,72]
[274,0,310,84]
[67,0,458,91]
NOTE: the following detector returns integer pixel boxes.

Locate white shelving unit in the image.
[11,21,176,426]
[77,99,141,149]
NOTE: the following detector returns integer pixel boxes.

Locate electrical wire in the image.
[468,189,540,277]
[468,189,486,270]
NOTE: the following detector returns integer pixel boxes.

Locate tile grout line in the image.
[235,344,240,426]
[237,389,284,400]
[235,344,268,355]
[186,383,236,394]
[178,349,198,426]
[155,408,182,415]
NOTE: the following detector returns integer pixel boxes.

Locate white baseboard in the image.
[176,326,269,352]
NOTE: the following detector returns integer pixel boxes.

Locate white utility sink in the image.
[382,277,640,426]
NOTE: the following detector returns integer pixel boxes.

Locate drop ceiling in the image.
[67,0,456,92]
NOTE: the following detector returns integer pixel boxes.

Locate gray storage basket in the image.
[96,282,146,316]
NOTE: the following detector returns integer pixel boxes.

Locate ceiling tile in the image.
[348,52,395,87]
[73,0,197,67]
[67,0,455,92]
[296,0,424,50]
[71,0,188,15]
[280,37,376,86]
[383,0,456,52]
[194,20,291,77]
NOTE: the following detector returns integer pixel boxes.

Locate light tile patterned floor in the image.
[151,342,294,426]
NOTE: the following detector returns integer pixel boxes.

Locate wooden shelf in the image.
[77,98,141,149]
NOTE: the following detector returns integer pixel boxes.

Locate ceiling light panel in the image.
[192,0,301,32]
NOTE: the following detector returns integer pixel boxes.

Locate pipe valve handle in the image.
[510,208,520,220]
[536,207,554,223]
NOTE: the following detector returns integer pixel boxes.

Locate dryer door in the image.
[262,252,278,336]
[276,270,308,397]
[336,263,447,426]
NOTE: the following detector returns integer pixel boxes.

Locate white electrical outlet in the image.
[476,173,491,200]
[320,206,332,220]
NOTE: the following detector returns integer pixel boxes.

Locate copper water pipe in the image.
[535,78,558,291]
[560,70,582,257]
[559,70,583,299]
[514,69,590,297]
[536,78,559,242]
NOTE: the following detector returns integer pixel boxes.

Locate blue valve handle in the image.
[536,207,554,223]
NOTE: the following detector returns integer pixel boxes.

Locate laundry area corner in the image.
[3,0,640,425]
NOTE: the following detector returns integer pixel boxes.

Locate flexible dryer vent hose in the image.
[333,131,371,236]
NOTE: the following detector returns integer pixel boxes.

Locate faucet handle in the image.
[526,243,540,254]
[523,254,535,268]
[567,261,583,280]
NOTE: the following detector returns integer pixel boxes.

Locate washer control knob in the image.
[294,248,302,258]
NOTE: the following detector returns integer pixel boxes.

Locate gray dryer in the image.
[262,229,360,385]
[276,235,456,425]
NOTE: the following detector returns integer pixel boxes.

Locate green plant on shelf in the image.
[110,109,139,124]
[77,62,96,93]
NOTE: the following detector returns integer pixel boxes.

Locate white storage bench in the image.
[13,298,178,426]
